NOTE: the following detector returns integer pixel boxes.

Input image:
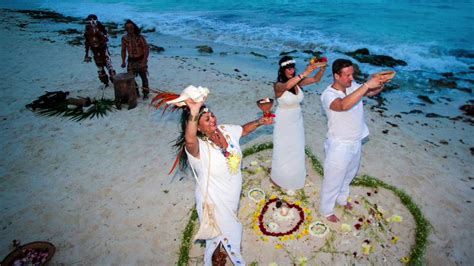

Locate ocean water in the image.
[1,0,474,100]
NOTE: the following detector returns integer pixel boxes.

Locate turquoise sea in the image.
[1,0,473,103]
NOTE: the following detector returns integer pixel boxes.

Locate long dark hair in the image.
[277,56,298,94]
[172,105,207,172]
[124,19,141,35]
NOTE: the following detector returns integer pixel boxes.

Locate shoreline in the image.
[0,8,473,265]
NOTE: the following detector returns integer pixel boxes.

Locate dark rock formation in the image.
[250,52,268,58]
[196,45,213,53]
[345,48,407,67]
[429,78,457,88]
[417,95,434,104]
[279,50,297,56]
[149,44,165,53]
[460,104,474,117]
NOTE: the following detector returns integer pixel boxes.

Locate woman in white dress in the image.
[271,56,327,194]
[177,97,273,265]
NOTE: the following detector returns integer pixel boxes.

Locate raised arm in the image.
[365,86,384,97]
[300,62,327,86]
[329,77,382,112]
[184,99,205,158]
[274,64,318,98]
[241,116,273,137]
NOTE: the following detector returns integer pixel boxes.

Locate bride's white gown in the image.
[271,88,306,190]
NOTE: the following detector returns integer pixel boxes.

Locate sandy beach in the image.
[0,9,473,265]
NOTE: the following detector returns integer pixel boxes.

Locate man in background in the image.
[84,14,115,86]
[121,19,150,99]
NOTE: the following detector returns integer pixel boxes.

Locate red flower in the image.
[257,198,305,237]
[354,223,362,230]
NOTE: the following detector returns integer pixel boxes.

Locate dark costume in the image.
[121,20,150,99]
[84,14,115,86]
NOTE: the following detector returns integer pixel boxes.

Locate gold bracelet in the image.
[188,114,199,122]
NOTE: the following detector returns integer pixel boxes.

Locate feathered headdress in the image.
[151,86,210,174]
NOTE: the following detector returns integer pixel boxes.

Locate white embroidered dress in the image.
[186,124,245,266]
[271,88,307,190]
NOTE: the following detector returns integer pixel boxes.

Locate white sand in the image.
[0,10,473,265]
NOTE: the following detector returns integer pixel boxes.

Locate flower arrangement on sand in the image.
[180,144,429,266]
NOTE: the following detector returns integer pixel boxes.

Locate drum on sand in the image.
[113,73,138,110]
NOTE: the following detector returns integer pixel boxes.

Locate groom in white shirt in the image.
[320,59,385,222]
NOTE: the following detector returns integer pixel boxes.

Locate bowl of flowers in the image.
[256,98,274,118]
[248,188,265,203]
[1,240,56,266]
[308,221,329,238]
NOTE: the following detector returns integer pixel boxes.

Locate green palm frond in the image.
[35,98,115,121]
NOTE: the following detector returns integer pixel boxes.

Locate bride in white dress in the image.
[271,56,327,193]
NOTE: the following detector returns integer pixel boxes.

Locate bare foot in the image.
[326,214,340,223]
[344,202,353,210]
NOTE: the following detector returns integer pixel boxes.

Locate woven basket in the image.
[1,241,55,266]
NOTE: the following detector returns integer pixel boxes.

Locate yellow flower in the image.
[306,216,313,222]
[253,224,260,231]
[298,256,308,266]
[401,256,410,264]
[391,236,399,244]
[302,229,310,236]
[261,236,269,242]
[255,166,263,173]
[289,234,295,240]
[362,243,374,255]
[296,234,302,239]
[268,263,278,266]
[270,195,277,200]
[227,152,241,174]
[250,160,258,166]
[340,223,352,233]
[275,244,283,250]
[375,213,383,221]
[390,215,403,223]
[295,201,302,206]
[347,196,352,203]
[281,235,289,241]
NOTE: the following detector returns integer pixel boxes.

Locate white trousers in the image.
[319,138,362,216]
